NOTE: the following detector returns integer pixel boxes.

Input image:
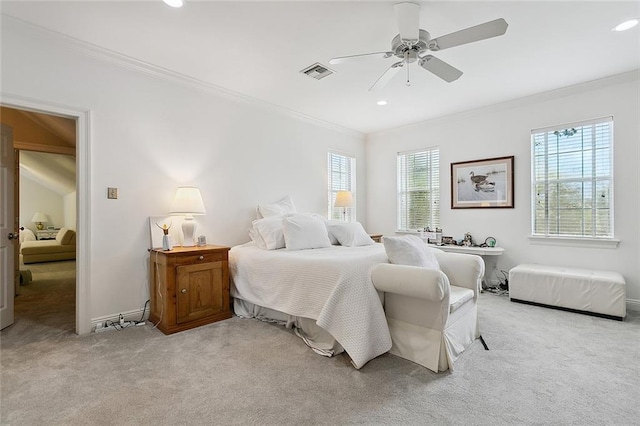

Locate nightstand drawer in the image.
[174,251,227,265]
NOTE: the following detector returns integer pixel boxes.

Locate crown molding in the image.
[369,69,640,137]
[1,14,363,139]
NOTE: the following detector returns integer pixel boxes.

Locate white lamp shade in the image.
[163,0,184,7]
[334,191,354,208]
[170,187,206,215]
[31,212,48,223]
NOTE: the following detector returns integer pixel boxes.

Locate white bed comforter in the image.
[229,243,392,369]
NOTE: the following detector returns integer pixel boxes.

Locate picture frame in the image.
[451,155,514,209]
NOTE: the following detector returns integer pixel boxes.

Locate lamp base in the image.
[181,217,196,247]
[36,223,44,230]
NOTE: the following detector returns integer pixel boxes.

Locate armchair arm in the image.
[371,263,450,302]
[434,252,484,294]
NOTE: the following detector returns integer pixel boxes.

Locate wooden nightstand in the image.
[149,245,231,334]
[369,234,383,243]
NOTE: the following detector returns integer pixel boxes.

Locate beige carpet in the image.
[1,267,639,425]
[11,260,76,342]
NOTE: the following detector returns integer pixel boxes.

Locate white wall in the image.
[2,19,366,325]
[63,191,76,229]
[366,73,640,307]
[19,175,64,232]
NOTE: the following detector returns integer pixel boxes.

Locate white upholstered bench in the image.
[509,264,626,320]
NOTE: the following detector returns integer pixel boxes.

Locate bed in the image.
[229,242,392,369]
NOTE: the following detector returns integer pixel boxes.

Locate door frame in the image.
[2,94,91,335]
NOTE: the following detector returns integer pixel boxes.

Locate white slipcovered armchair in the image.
[371,250,484,372]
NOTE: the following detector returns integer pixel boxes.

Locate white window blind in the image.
[531,117,613,238]
[328,151,356,221]
[397,148,440,231]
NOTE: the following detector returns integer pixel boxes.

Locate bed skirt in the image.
[233,298,345,357]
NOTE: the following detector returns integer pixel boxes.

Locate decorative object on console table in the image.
[334,190,353,222]
[368,233,383,243]
[31,212,48,230]
[170,186,206,247]
[451,156,514,209]
[149,245,231,334]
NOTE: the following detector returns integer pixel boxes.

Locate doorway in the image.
[1,97,90,335]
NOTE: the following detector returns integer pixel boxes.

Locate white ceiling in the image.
[20,151,76,196]
[2,1,639,134]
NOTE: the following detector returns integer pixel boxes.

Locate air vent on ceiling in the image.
[300,63,334,80]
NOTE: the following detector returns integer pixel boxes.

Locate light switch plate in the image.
[107,187,118,199]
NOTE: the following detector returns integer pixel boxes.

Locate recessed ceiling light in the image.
[377,100,388,106]
[612,19,639,32]
[163,0,184,8]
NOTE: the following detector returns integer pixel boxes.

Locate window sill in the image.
[528,235,619,249]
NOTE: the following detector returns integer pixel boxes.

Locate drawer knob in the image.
[181,288,187,294]
[198,255,204,260]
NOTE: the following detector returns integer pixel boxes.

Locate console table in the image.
[429,244,504,288]
[36,229,59,240]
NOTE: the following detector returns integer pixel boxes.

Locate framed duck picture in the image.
[451,156,514,209]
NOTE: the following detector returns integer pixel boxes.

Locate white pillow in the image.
[327,222,375,247]
[382,235,440,269]
[250,217,285,250]
[325,220,343,245]
[257,195,296,219]
[282,215,331,251]
[248,227,267,250]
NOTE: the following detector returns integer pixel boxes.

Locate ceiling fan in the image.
[329,2,508,91]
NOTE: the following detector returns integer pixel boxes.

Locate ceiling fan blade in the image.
[393,2,420,43]
[369,61,404,91]
[429,18,508,51]
[419,55,463,83]
[329,51,394,65]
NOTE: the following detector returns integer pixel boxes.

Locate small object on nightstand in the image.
[155,222,173,251]
[369,233,383,243]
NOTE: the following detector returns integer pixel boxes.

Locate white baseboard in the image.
[90,307,149,331]
[627,298,640,313]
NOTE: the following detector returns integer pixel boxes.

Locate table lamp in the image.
[170,186,206,247]
[334,191,353,222]
[32,212,48,230]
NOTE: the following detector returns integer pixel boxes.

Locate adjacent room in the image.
[1,106,78,336]
[1,1,638,424]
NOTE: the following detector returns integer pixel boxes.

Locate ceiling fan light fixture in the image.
[163,0,184,8]
[376,100,388,106]
[612,19,639,32]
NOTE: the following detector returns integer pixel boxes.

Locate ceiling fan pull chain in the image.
[406,59,411,86]
[405,51,411,86]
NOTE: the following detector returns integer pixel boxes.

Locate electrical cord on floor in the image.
[104,319,136,331]
[484,270,510,296]
[100,300,150,332]
[138,299,150,323]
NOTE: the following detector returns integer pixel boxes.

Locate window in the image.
[327,151,356,221]
[397,148,440,231]
[531,117,613,239]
